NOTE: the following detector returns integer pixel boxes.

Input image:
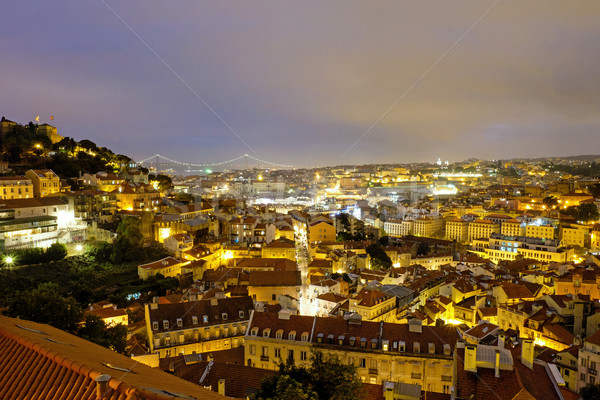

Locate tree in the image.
[252,351,363,400]
[366,244,392,270]
[149,173,173,192]
[416,241,431,256]
[78,314,128,354]
[542,196,558,209]
[45,242,67,261]
[111,216,145,263]
[581,384,600,400]
[7,282,82,332]
[564,203,600,222]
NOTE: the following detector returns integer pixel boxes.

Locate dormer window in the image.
[239,310,245,319]
[176,318,183,327]
[263,328,271,338]
[152,321,158,330]
[360,338,367,348]
[203,315,209,323]
[349,336,356,346]
[276,329,283,339]
[399,340,406,352]
[251,327,259,336]
[338,335,345,345]
[289,331,296,341]
[163,320,169,330]
[222,313,228,321]
[428,343,435,354]
[301,332,309,342]
[192,316,198,325]
[413,342,420,353]
[317,332,324,343]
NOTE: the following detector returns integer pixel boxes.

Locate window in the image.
[222,312,228,321]
[262,346,268,356]
[288,350,294,361]
[165,336,171,346]
[251,327,259,336]
[301,351,307,361]
[192,316,198,325]
[301,332,309,342]
[288,331,296,341]
[272,294,276,301]
[152,321,158,330]
[263,328,271,338]
[276,330,283,339]
[176,318,183,327]
[249,345,256,355]
[581,373,586,381]
[203,315,209,323]
[239,310,245,319]
[163,320,169,329]
[275,348,281,358]
[359,358,366,368]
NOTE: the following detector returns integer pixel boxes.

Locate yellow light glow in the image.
[258,175,263,181]
[222,251,233,260]
[160,228,171,240]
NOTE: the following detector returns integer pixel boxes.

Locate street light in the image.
[3,255,14,266]
[75,244,83,252]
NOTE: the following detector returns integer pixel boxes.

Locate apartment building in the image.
[413,217,443,238]
[384,219,413,238]
[0,176,33,200]
[484,233,573,263]
[245,312,459,393]
[145,295,253,358]
[445,218,468,242]
[25,169,60,197]
[467,219,500,242]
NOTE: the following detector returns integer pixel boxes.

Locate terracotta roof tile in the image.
[0,315,225,400]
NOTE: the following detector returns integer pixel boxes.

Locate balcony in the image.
[589,368,597,376]
[411,373,421,380]
[260,355,269,362]
[368,368,378,375]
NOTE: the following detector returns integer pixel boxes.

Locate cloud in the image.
[1,1,600,166]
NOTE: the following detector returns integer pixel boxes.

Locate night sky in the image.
[2,1,600,167]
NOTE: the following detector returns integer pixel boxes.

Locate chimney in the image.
[383,381,394,400]
[95,374,111,397]
[218,379,225,396]
[521,338,534,369]
[498,330,505,349]
[494,349,501,378]
[464,345,477,372]
[408,319,422,333]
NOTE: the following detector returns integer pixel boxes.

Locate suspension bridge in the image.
[136,153,295,173]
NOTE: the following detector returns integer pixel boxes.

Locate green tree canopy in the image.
[252,351,363,400]
[564,203,600,222]
[78,314,128,354]
[7,282,82,332]
[366,244,392,270]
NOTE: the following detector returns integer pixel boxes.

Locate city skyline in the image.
[2,1,600,167]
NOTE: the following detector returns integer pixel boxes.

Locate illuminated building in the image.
[145,296,253,359]
[25,169,60,197]
[245,312,459,393]
[445,218,468,242]
[467,219,499,242]
[0,197,76,250]
[0,176,33,200]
